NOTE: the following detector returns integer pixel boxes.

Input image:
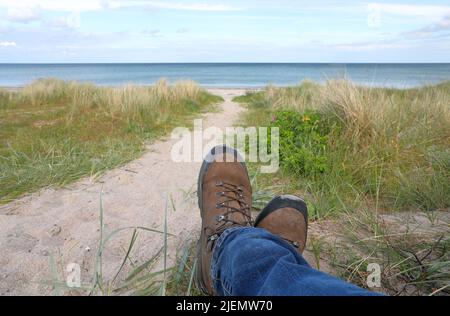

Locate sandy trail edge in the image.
[0,90,325,295]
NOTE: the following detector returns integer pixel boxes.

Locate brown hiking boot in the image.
[254,195,308,253]
[196,145,253,295]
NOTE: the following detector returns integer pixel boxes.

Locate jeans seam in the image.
[221,279,233,295]
[210,226,247,292]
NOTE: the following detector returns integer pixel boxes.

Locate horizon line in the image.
[1,62,450,65]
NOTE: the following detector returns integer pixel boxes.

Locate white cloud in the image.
[371,3,450,18]
[0,0,238,12]
[141,1,238,11]
[0,0,103,12]
[403,15,450,39]
[46,12,81,29]
[141,29,162,37]
[6,7,41,23]
[332,40,406,51]
[0,41,16,47]
[422,15,450,32]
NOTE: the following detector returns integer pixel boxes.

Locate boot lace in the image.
[205,181,253,248]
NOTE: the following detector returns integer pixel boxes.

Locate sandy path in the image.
[0,89,247,295]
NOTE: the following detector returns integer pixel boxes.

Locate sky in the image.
[0,0,449,63]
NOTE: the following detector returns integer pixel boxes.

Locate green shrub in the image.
[270,109,330,176]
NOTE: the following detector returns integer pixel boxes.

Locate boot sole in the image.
[195,145,248,295]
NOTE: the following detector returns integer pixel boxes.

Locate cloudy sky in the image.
[0,0,449,62]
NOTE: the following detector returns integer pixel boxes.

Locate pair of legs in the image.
[195,145,381,296]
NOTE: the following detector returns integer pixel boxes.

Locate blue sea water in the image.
[0,63,449,88]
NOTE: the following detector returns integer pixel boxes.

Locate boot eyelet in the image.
[216,215,225,222]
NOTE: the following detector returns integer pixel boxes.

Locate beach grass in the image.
[0,78,223,204]
[235,80,450,216]
[44,192,202,296]
[234,80,450,295]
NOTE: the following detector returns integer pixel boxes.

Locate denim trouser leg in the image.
[210,227,382,296]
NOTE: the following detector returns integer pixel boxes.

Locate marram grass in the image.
[0,78,223,204]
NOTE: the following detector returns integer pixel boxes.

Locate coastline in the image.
[1,63,449,90]
[0,84,263,92]
[1,80,449,92]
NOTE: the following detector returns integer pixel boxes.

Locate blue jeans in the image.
[210,227,382,296]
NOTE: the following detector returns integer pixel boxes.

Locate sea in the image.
[0,63,449,88]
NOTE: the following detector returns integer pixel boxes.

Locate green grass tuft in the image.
[0,78,223,204]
